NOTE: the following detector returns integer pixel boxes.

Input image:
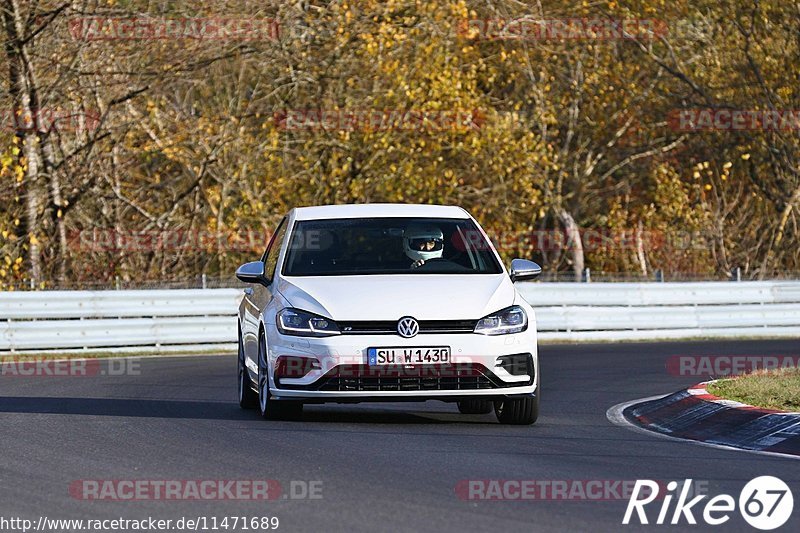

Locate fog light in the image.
[496,353,533,378]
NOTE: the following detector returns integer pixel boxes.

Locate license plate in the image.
[367,347,451,366]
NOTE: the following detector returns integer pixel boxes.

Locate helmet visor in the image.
[409,237,443,252]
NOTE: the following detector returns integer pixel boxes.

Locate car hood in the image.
[276,274,515,321]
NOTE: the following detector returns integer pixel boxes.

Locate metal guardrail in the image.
[1,282,799,353]
[517,281,800,342]
[0,289,242,353]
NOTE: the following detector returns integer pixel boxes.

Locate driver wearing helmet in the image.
[404,223,444,269]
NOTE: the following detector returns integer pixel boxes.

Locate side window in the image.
[263,218,288,282]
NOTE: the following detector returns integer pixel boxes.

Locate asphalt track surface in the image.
[1,340,799,533]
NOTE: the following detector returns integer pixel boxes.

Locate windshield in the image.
[282,217,502,276]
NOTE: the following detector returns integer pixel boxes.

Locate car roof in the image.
[291,203,471,221]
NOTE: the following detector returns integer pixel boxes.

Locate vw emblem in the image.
[397,317,419,338]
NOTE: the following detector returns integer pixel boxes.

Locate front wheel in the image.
[494,395,539,425]
[258,332,303,421]
[238,332,258,409]
[457,399,493,414]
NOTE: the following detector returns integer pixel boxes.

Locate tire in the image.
[457,399,493,414]
[257,331,303,421]
[494,394,539,425]
[238,331,258,409]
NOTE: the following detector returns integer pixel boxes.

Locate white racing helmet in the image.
[404,223,444,262]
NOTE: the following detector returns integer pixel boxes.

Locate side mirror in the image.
[236,261,269,286]
[509,258,542,282]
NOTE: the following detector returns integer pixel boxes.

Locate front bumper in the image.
[263,324,538,401]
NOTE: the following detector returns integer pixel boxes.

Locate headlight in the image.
[277,308,341,337]
[474,305,527,335]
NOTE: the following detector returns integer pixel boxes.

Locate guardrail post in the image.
[731,267,742,282]
[202,273,207,289]
[582,268,591,283]
[655,269,664,282]
[115,276,120,290]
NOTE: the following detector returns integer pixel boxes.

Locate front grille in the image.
[338,319,477,335]
[283,363,526,391]
[322,374,494,392]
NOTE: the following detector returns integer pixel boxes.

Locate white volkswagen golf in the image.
[236,204,542,424]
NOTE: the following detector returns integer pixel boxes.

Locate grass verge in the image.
[707,368,800,411]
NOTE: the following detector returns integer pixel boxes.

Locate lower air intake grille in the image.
[284,363,525,391]
[321,374,495,392]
